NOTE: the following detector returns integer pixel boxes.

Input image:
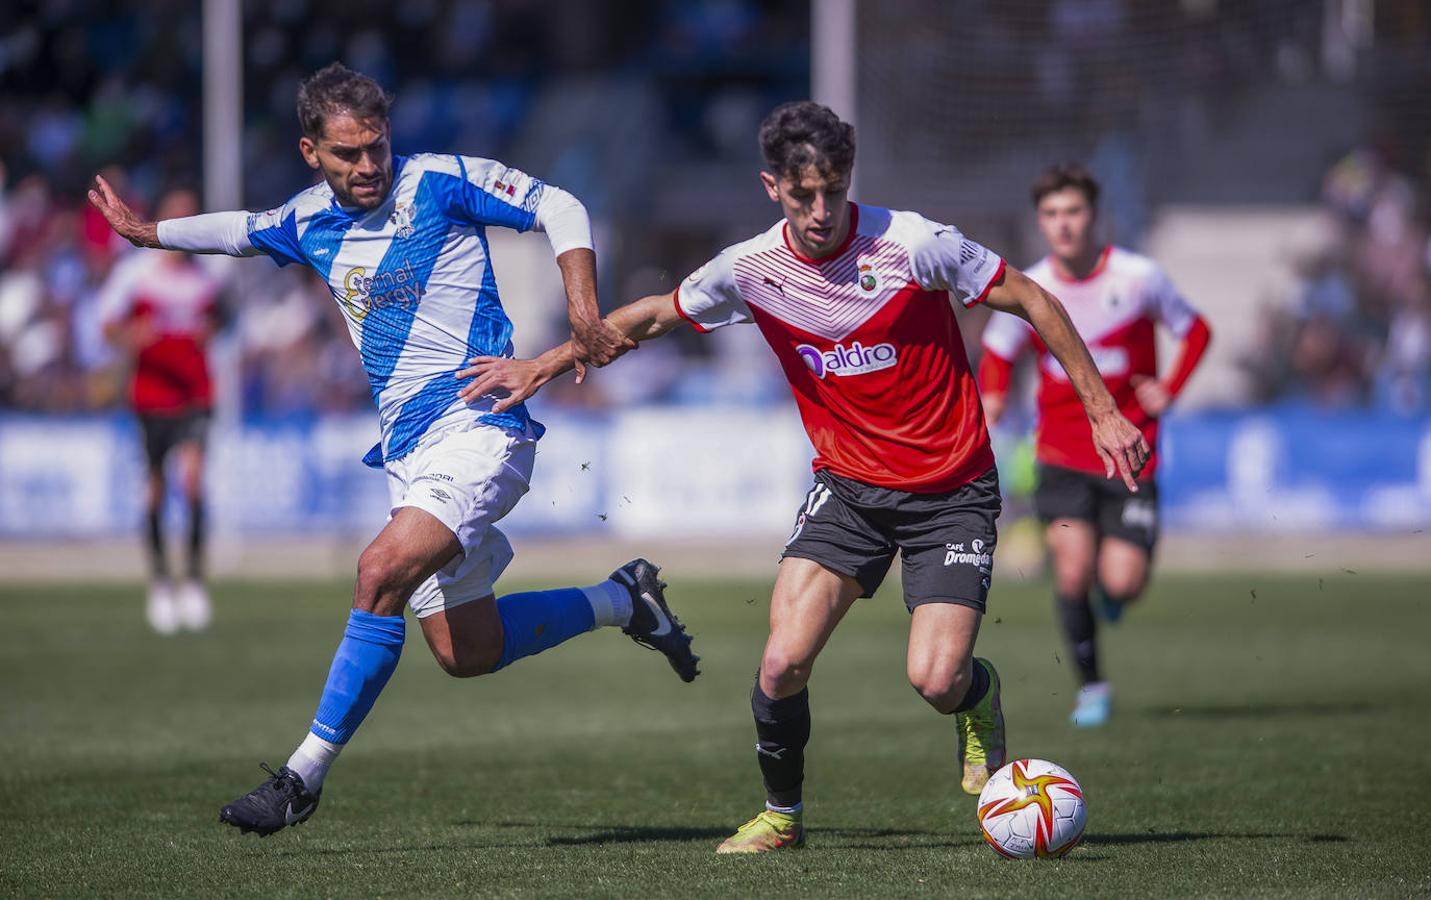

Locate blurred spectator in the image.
[1244,147,1431,414]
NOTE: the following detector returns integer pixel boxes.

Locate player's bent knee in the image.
[353,550,419,616]
[432,647,497,678]
[1101,575,1148,603]
[760,648,814,696]
[1053,563,1095,599]
[908,663,970,711]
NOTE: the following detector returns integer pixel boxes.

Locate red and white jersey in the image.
[98,251,220,415]
[980,246,1202,477]
[676,203,1006,493]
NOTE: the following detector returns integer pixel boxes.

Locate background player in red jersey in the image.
[98,188,224,634]
[979,165,1212,727]
[458,104,1148,852]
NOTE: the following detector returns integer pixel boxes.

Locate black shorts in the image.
[781,467,1001,613]
[138,410,210,470]
[1033,463,1159,552]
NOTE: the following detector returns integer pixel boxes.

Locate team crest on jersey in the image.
[389,202,417,239]
[858,263,879,294]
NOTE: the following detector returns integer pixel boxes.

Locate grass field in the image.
[2,568,1429,898]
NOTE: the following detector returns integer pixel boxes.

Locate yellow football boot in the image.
[715,809,805,854]
[957,657,1006,795]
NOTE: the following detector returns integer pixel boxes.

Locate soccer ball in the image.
[976,758,1087,859]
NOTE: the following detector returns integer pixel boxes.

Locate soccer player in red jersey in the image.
[459,105,1148,852]
[978,165,1212,727]
[98,187,224,635]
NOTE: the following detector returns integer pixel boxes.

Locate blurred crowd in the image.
[1,0,1428,417]
[0,0,806,416]
[1244,148,1431,415]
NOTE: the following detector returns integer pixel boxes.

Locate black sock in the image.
[186,498,206,581]
[1055,593,1100,684]
[751,679,810,809]
[146,507,169,580]
[952,657,991,713]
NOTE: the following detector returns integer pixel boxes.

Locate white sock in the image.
[580,580,632,628]
[766,801,802,815]
[285,732,342,793]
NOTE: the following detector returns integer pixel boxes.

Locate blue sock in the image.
[309,609,405,744]
[493,588,596,671]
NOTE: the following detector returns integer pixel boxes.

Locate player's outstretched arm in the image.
[457,290,684,412]
[552,247,636,383]
[88,175,161,249]
[984,267,1150,490]
[88,174,257,256]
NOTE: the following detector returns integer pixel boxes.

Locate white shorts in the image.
[385,420,536,618]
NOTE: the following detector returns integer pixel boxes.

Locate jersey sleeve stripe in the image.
[964,258,1006,308]
[672,287,710,333]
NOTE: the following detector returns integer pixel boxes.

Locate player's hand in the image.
[456,355,553,413]
[1090,408,1149,492]
[1130,374,1172,417]
[569,317,635,383]
[87,175,160,248]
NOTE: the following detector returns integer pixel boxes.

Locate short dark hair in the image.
[296,62,392,138]
[1031,164,1100,208]
[758,101,856,181]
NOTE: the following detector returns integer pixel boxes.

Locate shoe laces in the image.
[958,706,995,766]
[738,810,796,835]
[254,763,302,799]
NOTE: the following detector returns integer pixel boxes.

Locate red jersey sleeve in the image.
[675,248,753,332]
[907,216,1007,308]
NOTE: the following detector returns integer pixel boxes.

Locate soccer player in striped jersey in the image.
[89,63,700,836]
[978,165,1212,728]
[459,103,1149,853]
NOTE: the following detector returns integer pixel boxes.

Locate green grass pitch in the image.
[2,569,1429,898]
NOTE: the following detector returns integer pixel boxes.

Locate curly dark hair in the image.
[758,101,856,181]
[1031,164,1101,209]
[295,62,392,138]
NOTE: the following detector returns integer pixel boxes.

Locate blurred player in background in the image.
[98,187,221,635]
[979,165,1212,727]
[89,62,700,836]
[461,103,1149,853]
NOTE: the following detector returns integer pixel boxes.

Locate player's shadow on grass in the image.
[485,820,962,847]
[1142,702,1373,719]
[1085,831,1348,846]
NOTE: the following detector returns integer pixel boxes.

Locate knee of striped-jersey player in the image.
[430,641,501,678]
[353,546,423,617]
[420,601,503,678]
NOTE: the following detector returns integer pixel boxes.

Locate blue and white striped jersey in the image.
[245,153,548,467]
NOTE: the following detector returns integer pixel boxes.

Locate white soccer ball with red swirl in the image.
[976,758,1087,859]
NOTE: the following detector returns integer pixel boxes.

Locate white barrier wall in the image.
[0,408,1428,538]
